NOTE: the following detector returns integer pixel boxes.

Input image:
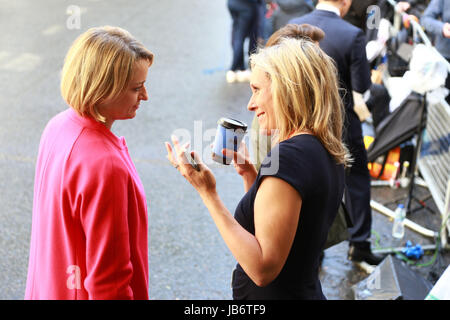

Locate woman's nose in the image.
[140,86,148,101]
[247,101,257,112]
[247,97,257,111]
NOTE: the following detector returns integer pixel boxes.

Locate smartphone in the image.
[185,150,200,171]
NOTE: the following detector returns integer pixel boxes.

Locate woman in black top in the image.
[165,37,349,299]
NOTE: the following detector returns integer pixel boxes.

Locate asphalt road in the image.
[0,0,256,300]
[1,0,447,300]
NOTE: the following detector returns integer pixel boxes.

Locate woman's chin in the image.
[128,110,138,119]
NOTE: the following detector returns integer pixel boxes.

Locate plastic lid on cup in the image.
[218,117,248,131]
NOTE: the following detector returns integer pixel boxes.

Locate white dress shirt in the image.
[316,3,341,17]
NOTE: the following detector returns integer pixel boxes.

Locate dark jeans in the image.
[228,0,260,71]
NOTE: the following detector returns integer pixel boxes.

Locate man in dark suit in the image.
[290,0,384,265]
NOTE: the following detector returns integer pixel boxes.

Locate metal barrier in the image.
[418,98,450,247]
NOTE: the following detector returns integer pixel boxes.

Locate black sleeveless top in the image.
[232,135,345,300]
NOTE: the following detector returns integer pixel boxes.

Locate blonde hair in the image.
[250,38,350,165]
[61,26,154,122]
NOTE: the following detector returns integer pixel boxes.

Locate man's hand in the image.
[353,91,371,122]
[443,23,450,39]
[395,1,411,13]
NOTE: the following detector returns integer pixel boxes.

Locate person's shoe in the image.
[226,70,237,83]
[348,241,385,265]
[236,69,251,82]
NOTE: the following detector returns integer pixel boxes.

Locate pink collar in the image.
[66,107,126,150]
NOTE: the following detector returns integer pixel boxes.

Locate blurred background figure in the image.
[344,1,420,45]
[271,0,316,32]
[420,0,450,103]
[344,0,378,32]
[261,1,278,42]
[227,0,264,83]
[342,0,421,33]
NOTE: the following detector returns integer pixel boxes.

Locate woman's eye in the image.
[134,87,142,92]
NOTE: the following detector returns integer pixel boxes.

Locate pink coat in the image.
[25,108,149,299]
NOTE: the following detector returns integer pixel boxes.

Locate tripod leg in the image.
[406,94,427,215]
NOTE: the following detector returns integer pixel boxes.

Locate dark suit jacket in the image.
[290,9,372,141]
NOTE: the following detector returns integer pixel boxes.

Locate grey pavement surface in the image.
[0,0,448,300]
[0,0,257,300]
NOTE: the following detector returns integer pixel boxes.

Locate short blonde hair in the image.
[250,38,349,165]
[61,26,154,122]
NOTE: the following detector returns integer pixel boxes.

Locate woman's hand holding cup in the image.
[221,140,255,176]
[221,141,257,188]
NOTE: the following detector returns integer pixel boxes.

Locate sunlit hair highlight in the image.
[250,38,350,165]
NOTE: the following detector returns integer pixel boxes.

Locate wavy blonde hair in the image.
[250,37,350,165]
[61,26,154,122]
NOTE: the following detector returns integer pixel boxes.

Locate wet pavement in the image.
[321,184,450,300]
[0,0,448,300]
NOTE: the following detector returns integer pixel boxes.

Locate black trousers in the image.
[366,83,390,129]
[446,58,450,104]
[345,112,372,244]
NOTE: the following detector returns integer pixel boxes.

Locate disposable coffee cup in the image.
[212,117,248,165]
